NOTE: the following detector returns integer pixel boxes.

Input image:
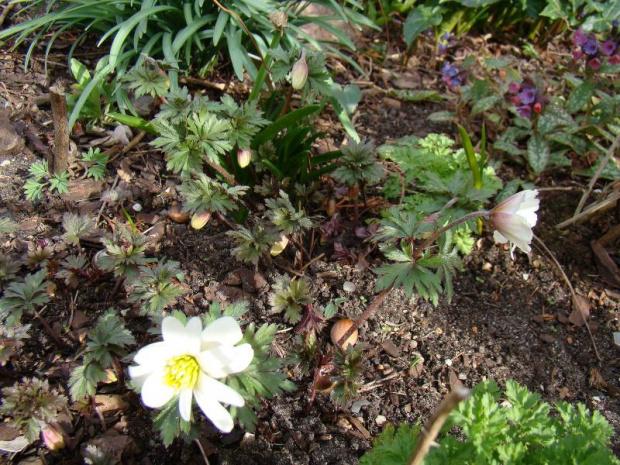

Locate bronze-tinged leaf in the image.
[568,294,591,327]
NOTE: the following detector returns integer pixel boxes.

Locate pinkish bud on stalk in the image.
[237,148,252,168]
[291,51,308,90]
[41,426,65,451]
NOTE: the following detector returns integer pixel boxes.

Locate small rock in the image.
[375,415,387,426]
[540,334,556,343]
[132,203,142,212]
[409,340,418,349]
[403,404,412,414]
[382,97,402,110]
[343,281,356,293]
[458,372,467,380]
[482,262,493,271]
[0,159,10,167]
[445,358,453,366]
[382,339,401,358]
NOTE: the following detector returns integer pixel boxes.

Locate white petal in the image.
[133,341,174,366]
[495,217,533,254]
[516,191,539,227]
[194,388,235,433]
[162,316,202,355]
[178,388,193,422]
[201,316,243,347]
[197,344,254,378]
[141,370,175,408]
[196,374,245,407]
[128,363,156,388]
[493,230,508,244]
[493,191,524,215]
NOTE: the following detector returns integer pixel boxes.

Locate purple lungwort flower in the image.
[583,39,599,56]
[442,63,459,77]
[518,87,537,105]
[572,49,584,61]
[573,28,588,47]
[601,40,617,56]
[517,105,532,118]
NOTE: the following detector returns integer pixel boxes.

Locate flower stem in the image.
[421,210,490,250]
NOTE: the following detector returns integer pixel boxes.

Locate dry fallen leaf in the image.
[568,294,591,327]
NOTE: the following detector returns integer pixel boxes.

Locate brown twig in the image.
[0,1,15,29]
[49,84,71,174]
[532,235,601,361]
[571,133,620,219]
[33,307,66,349]
[407,387,471,465]
[205,158,237,186]
[336,287,392,348]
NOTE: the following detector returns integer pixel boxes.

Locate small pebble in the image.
[132,203,142,212]
[377,364,384,371]
[375,415,387,426]
[0,159,10,167]
[343,281,356,293]
[409,340,418,349]
[458,372,467,380]
[482,262,492,271]
[445,358,453,366]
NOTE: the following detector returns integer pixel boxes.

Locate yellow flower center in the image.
[162,355,200,390]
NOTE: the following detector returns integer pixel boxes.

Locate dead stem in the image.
[407,387,471,465]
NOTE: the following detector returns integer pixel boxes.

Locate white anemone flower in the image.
[129,316,254,432]
[489,189,539,257]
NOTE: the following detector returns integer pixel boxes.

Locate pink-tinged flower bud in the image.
[237,148,252,168]
[291,58,308,90]
[41,426,65,451]
[508,82,521,93]
[609,54,620,65]
[533,102,542,113]
[588,57,601,70]
[572,49,584,60]
[489,189,539,258]
[191,211,212,230]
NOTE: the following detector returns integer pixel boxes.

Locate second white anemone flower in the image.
[489,189,539,257]
[129,316,253,432]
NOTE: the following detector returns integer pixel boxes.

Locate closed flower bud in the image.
[533,102,542,113]
[41,426,65,451]
[291,58,308,90]
[237,148,252,168]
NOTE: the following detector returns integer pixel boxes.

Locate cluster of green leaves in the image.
[125,260,185,317]
[81,147,110,181]
[67,59,113,123]
[373,208,462,304]
[97,223,151,279]
[268,276,312,324]
[0,0,372,127]
[0,378,68,442]
[68,310,135,400]
[401,0,620,48]
[151,93,268,175]
[227,222,280,267]
[153,302,294,445]
[431,54,620,178]
[178,173,248,218]
[62,212,95,246]
[265,190,313,236]
[360,380,619,464]
[57,254,89,288]
[0,269,51,327]
[23,161,70,201]
[333,139,384,188]
[330,342,365,406]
